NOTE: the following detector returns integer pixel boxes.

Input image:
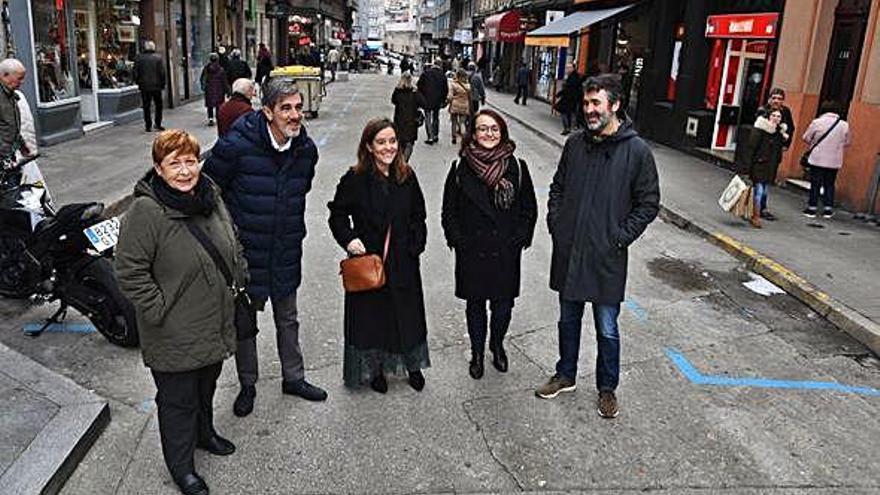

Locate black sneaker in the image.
[408,370,425,391]
[233,385,256,417]
[154,125,166,131]
[803,208,817,218]
[282,379,328,401]
[822,209,834,219]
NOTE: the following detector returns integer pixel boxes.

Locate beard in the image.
[586,110,612,134]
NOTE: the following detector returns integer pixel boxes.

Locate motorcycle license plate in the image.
[83,217,120,253]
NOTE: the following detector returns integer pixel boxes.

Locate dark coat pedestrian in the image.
[225,56,252,87]
[217,93,253,137]
[442,155,537,300]
[548,120,660,304]
[747,115,786,183]
[256,48,273,85]
[203,110,318,301]
[417,65,449,110]
[134,47,166,92]
[200,60,228,109]
[556,71,583,114]
[392,85,426,144]
[327,119,429,390]
[515,65,529,87]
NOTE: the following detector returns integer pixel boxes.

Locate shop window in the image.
[95,0,140,88]
[32,0,77,103]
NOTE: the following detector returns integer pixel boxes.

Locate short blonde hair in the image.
[152,129,200,165]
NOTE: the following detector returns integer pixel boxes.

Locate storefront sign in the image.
[705,13,779,39]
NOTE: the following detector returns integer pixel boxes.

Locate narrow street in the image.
[1,72,878,494]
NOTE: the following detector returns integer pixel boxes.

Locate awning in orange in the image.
[484,10,523,43]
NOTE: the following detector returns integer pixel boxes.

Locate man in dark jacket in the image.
[468,62,486,115]
[225,49,252,87]
[204,77,327,417]
[134,40,166,132]
[513,62,529,105]
[217,78,255,137]
[536,74,660,419]
[0,58,26,162]
[754,87,795,221]
[417,62,448,145]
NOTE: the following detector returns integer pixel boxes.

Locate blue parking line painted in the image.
[665,348,880,397]
[624,299,648,322]
[23,322,97,335]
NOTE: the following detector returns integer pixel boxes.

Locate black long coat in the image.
[327,167,428,353]
[548,122,660,304]
[391,87,426,144]
[747,117,785,183]
[556,72,583,113]
[441,156,538,300]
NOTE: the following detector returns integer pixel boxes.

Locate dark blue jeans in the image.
[555,297,621,392]
[466,298,514,354]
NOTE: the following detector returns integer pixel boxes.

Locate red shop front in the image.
[704,13,780,152]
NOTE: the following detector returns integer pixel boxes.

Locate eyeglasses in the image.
[164,158,200,174]
[475,125,501,135]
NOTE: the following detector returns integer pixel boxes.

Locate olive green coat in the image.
[115,173,248,372]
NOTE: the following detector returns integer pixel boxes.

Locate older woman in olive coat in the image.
[115,130,247,495]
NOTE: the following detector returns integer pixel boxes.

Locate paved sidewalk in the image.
[486,88,880,355]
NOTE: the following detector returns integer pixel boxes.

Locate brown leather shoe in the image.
[598,391,619,419]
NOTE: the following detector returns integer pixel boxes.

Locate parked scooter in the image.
[0,154,138,347]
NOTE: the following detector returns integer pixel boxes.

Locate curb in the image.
[0,343,110,495]
[490,101,880,357]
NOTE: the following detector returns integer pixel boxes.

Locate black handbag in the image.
[800,117,840,167]
[183,221,258,341]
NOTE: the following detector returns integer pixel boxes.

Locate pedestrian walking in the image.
[754,87,795,220]
[391,72,426,162]
[441,109,537,379]
[255,43,274,88]
[513,62,529,105]
[115,130,245,495]
[327,117,430,394]
[802,102,850,219]
[447,69,471,145]
[203,77,328,418]
[468,62,486,116]
[417,62,448,145]
[536,74,660,419]
[224,49,252,87]
[133,40,166,132]
[556,63,583,135]
[217,78,255,138]
[400,55,413,75]
[200,53,229,127]
[327,47,340,81]
[746,110,788,229]
[0,58,26,162]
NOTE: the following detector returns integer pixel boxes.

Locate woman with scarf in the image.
[328,118,431,394]
[441,109,538,379]
[115,130,247,495]
[747,108,788,229]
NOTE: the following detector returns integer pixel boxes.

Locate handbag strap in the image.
[807,117,841,154]
[182,220,239,294]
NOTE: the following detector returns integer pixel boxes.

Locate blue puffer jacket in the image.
[203,110,318,301]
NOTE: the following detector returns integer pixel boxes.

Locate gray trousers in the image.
[235,291,304,386]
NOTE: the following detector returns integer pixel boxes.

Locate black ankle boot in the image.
[469,352,484,379]
[490,341,508,372]
[370,373,388,393]
[408,370,425,391]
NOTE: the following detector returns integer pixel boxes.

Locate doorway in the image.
[819,0,869,118]
[73,1,99,124]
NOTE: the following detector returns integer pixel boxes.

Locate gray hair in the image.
[0,58,25,76]
[261,78,300,108]
[232,78,254,96]
[144,40,156,52]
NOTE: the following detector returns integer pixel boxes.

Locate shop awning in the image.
[525,5,635,47]
[484,10,523,43]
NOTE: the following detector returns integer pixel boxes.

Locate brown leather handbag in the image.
[339,227,391,293]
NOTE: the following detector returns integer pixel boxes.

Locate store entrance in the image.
[819,0,869,118]
[73,1,99,124]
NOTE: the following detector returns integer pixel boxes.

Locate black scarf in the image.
[150,172,216,217]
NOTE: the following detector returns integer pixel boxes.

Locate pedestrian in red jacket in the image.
[217,78,255,137]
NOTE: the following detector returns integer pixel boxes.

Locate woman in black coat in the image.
[200,53,229,126]
[555,63,583,135]
[328,118,430,394]
[391,72,426,162]
[746,109,788,228]
[441,109,538,379]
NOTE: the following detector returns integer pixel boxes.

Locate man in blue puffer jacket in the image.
[204,77,327,418]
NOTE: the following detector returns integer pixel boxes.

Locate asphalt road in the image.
[1,73,878,494]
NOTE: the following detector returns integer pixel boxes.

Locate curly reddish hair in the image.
[151,129,200,165]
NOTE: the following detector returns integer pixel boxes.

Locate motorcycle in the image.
[0,154,138,347]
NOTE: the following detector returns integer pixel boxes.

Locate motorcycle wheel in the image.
[75,258,139,347]
[0,236,40,298]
